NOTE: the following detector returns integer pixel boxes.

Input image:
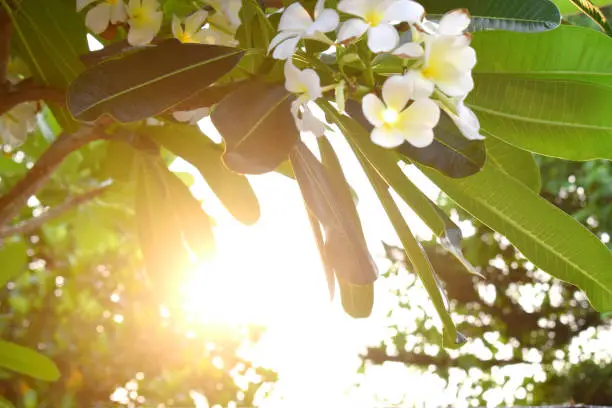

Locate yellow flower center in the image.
[107,0,119,4]
[365,10,384,26]
[130,7,150,25]
[383,108,399,125]
[178,31,194,43]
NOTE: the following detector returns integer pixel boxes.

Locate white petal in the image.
[185,10,209,35]
[172,15,183,39]
[382,0,424,24]
[86,3,111,34]
[284,60,304,93]
[300,69,323,100]
[308,9,339,34]
[314,0,325,18]
[301,105,326,136]
[77,0,97,12]
[398,98,440,129]
[455,101,484,140]
[273,35,300,60]
[110,1,127,23]
[128,16,160,46]
[382,75,411,113]
[405,70,434,99]
[362,93,386,128]
[439,9,471,36]
[367,24,399,53]
[173,107,210,125]
[392,42,424,58]
[278,2,312,32]
[371,126,406,148]
[404,127,435,148]
[193,29,221,44]
[338,0,373,19]
[269,30,299,53]
[437,71,474,97]
[337,18,369,43]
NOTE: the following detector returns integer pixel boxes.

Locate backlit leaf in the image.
[0,340,60,381]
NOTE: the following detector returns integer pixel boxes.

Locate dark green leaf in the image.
[345,101,485,178]
[147,124,261,225]
[211,81,299,174]
[68,41,243,122]
[485,137,542,193]
[0,239,28,287]
[567,0,612,35]
[423,159,612,312]
[0,340,60,381]
[553,0,612,13]
[421,0,561,32]
[10,0,88,130]
[289,141,377,287]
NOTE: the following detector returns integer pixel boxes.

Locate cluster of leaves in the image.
[2,0,612,401]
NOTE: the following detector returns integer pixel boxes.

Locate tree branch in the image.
[0,184,110,238]
[0,126,107,227]
[0,79,65,116]
[364,347,530,369]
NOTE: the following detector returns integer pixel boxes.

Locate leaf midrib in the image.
[75,49,243,116]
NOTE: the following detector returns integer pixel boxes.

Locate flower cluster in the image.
[272,0,483,148]
[77,0,240,47]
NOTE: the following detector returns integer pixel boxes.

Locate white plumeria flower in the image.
[220,0,242,29]
[269,0,339,60]
[173,107,210,125]
[409,9,477,97]
[126,0,163,46]
[77,0,127,34]
[0,103,38,148]
[172,10,210,44]
[284,61,326,136]
[362,75,440,148]
[453,99,484,140]
[337,0,424,53]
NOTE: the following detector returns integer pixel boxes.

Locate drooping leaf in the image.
[485,137,542,193]
[567,0,612,35]
[469,26,612,160]
[289,141,378,288]
[338,281,374,319]
[306,210,336,299]
[345,101,485,178]
[0,340,60,381]
[423,159,612,313]
[68,41,243,122]
[552,0,612,14]
[146,124,261,225]
[9,0,88,130]
[211,81,299,174]
[0,239,28,287]
[358,156,463,348]
[421,0,561,32]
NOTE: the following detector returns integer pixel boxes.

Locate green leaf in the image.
[0,155,26,176]
[485,137,542,193]
[68,41,243,122]
[9,0,88,130]
[567,0,612,35]
[211,81,299,174]
[472,26,612,88]
[345,101,485,178]
[235,0,274,76]
[359,157,463,348]
[147,124,261,225]
[0,396,15,408]
[290,141,377,287]
[0,239,28,287]
[0,340,60,381]
[338,281,374,319]
[552,0,612,14]
[423,159,612,312]
[421,0,561,32]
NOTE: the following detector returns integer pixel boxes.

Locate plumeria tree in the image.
[1,0,612,394]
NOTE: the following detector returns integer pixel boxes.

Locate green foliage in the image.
[0,340,60,382]
[421,0,561,32]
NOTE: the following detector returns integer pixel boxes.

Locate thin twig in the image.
[0,183,110,238]
[0,126,107,227]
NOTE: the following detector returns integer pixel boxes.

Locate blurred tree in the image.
[362,156,612,406]
[0,130,275,407]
